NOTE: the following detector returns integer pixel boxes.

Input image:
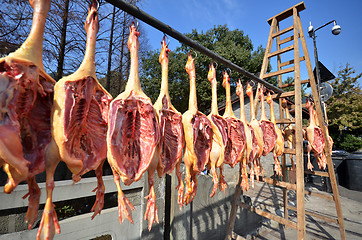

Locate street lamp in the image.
[308,20,341,120]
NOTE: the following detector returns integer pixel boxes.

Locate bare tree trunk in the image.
[55,0,70,81]
[106,5,116,91]
[118,10,127,94]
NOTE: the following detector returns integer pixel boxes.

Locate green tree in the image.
[140,25,269,113]
[326,63,362,152]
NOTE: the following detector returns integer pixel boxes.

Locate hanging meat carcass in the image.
[182,52,213,205]
[37,2,112,239]
[222,71,246,169]
[153,37,184,210]
[107,23,160,228]
[246,83,264,181]
[259,88,277,157]
[236,80,258,190]
[281,98,296,169]
[305,99,326,170]
[266,93,284,176]
[207,62,227,197]
[0,0,55,230]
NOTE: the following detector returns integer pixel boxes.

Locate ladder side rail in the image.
[276,22,290,225]
[296,13,346,240]
[292,8,306,240]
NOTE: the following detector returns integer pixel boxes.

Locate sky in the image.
[138,0,362,87]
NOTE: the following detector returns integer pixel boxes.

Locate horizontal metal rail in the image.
[105,0,284,94]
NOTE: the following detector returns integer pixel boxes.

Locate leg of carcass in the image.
[23,176,41,229]
[258,158,265,177]
[248,162,255,188]
[37,140,61,240]
[0,128,30,193]
[144,166,159,231]
[189,170,198,203]
[240,159,249,192]
[175,161,184,209]
[218,165,227,194]
[307,142,313,170]
[112,168,135,224]
[209,163,218,198]
[183,150,194,205]
[273,154,282,176]
[91,161,105,220]
[254,159,260,183]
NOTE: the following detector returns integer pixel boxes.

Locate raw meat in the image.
[222,71,246,169]
[207,62,227,197]
[182,52,213,205]
[266,93,284,176]
[106,23,160,229]
[37,3,112,239]
[0,0,55,230]
[153,37,184,210]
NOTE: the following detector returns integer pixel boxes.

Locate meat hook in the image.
[88,0,100,11]
[163,34,170,47]
[226,67,232,76]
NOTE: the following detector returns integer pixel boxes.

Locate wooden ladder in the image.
[225,2,345,240]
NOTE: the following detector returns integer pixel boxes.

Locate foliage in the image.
[140,25,269,113]
[326,63,362,152]
[339,134,362,153]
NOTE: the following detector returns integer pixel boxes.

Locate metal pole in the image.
[311,31,321,96]
[105,0,284,94]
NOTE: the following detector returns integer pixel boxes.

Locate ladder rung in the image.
[272,25,294,38]
[275,118,295,124]
[284,148,296,155]
[305,170,329,177]
[278,35,294,45]
[306,189,334,201]
[280,79,310,88]
[237,201,297,229]
[258,176,334,201]
[290,103,307,109]
[268,45,294,58]
[263,66,294,78]
[271,90,295,99]
[280,56,305,68]
[287,205,338,224]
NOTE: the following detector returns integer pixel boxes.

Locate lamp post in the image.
[307,20,341,120]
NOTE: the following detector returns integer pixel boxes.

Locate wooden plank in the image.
[237,202,297,229]
[268,45,294,58]
[275,118,295,124]
[231,232,247,240]
[290,103,307,109]
[305,189,334,201]
[271,90,295,99]
[225,167,243,240]
[272,25,294,38]
[297,14,346,239]
[305,170,329,177]
[280,56,305,68]
[287,205,338,224]
[275,23,290,227]
[284,148,296,155]
[267,2,306,25]
[281,79,310,88]
[263,66,295,79]
[254,18,277,117]
[278,35,294,45]
[261,177,297,191]
[293,8,305,240]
